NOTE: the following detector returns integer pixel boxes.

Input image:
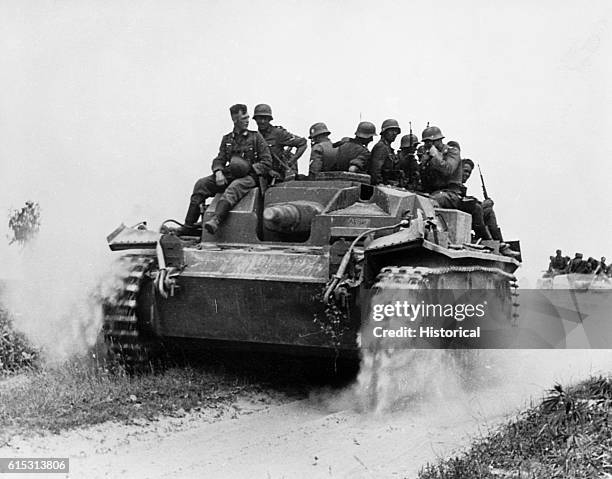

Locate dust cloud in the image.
[0,210,121,364]
[341,349,612,426]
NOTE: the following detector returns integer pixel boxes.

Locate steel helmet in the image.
[421,126,444,141]
[380,119,401,134]
[355,121,377,139]
[228,155,251,178]
[308,122,331,139]
[400,134,419,148]
[253,104,273,119]
[463,158,474,169]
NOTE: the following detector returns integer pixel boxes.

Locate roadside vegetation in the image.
[0,347,339,445]
[418,375,612,479]
[0,357,281,445]
[0,307,38,373]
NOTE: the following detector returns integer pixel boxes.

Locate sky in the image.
[1,0,611,283]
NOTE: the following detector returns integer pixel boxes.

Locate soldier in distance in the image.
[548,249,569,274]
[595,256,607,275]
[253,104,307,179]
[568,253,585,273]
[179,104,272,236]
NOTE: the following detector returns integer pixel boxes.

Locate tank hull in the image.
[103,174,521,367]
[156,276,359,349]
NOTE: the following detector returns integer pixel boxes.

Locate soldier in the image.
[595,256,607,275]
[180,104,272,236]
[307,122,338,176]
[462,159,503,240]
[587,257,599,273]
[547,249,567,274]
[369,119,401,185]
[419,126,468,208]
[568,253,584,273]
[332,121,376,173]
[253,104,307,178]
[548,249,568,273]
[458,158,493,242]
[397,133,421,190]
[418,126,464,209]
[461,158,520,255]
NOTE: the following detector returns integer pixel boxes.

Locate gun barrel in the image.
[263,201,323,233]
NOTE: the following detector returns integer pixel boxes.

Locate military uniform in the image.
[421,143,463,208]
[334,139,370,173]
[258,125,307,177]
[482,200,501,238]
[418,145,444,193]
[188,128,272,217]
[369,138,400,185]
[309,138,338,175]
[597,259,607,275]
[397,149,420,190]
[550,254,568,271]
[568,255,584,273]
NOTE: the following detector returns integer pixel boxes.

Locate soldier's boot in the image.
[499,243,521,258]
[489,226,520,257]
[204,200,232,235]
[175,203,202,236]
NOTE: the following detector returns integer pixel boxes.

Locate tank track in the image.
[374,265,519,325]
[374,265,518,287]
[359,265,519,411]
[102,253,159,371]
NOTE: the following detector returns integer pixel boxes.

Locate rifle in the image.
[409,121,414,147]
[477,163,489,200]
[271,150,293,174]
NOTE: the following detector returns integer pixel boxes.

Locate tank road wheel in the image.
[102,253,162,373]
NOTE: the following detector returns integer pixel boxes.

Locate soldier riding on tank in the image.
[253,104,307,179]
[308,122,339,176]
[418,126,464,208]
[369,119,401,185]
[397,133,421,191]
[325,121,376,174]
[178,104,272,236]
[548,249,568,274]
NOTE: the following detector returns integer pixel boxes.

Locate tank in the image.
[102,172,521,368]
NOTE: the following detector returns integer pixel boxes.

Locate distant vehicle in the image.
[537,273,612,291]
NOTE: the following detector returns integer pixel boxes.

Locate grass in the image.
[0,355,302,446]
[0,307,38,373]
[418,375,612,479]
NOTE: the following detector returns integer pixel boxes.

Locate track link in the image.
[102,253,158,371]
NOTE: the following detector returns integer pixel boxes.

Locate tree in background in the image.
[7,201,40,246]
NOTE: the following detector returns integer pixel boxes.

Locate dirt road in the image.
[2,350,611,478]
[3,390,510,479]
